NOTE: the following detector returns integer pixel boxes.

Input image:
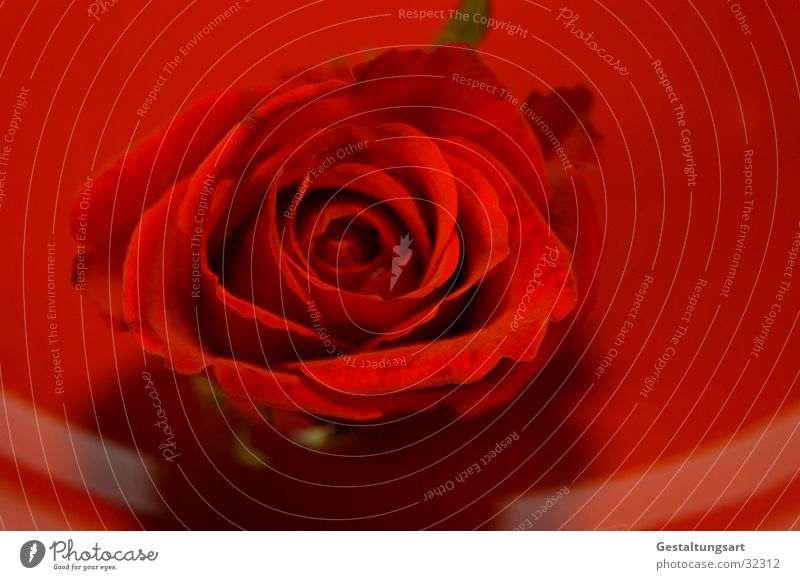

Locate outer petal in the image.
[73,90,264,324]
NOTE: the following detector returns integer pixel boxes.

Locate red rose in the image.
[73,45,590,421]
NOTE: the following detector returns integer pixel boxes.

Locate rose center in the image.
[314,217,381,269]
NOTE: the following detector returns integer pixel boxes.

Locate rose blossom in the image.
[73,45,594,421]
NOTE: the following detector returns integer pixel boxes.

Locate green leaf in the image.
[436,0,492,46]
[292,424,337,450]
[189,374,228,406]
[232,425,271,470]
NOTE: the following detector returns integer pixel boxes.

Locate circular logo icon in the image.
[20,540,46,568]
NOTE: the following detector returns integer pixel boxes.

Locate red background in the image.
[0,0,798,529]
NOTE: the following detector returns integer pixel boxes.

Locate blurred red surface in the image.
[0,0,797,529]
